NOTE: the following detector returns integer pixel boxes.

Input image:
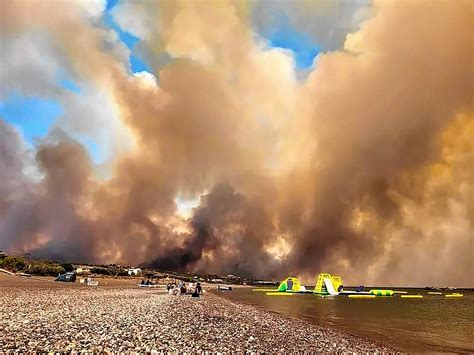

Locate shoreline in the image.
[0,274,394,352]
[209,290,396,352]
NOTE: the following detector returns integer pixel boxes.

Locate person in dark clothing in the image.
[196,282,202,295]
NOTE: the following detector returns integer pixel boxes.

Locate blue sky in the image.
[0,0,319,165]
[0,95,63,145]
[267,18,320,69]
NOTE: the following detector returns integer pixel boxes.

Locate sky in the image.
[0,0,322,164]
[0,0,472,286]
[0,0,150,164]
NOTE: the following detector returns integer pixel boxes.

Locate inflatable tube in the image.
[401,295,423,298]
[445,293,463,298]
[266,292,293,296]
[428,291,443,295]
[370,289,394,296]
[348,295,375,299]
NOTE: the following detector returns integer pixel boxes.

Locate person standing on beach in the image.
[192,282,202,297]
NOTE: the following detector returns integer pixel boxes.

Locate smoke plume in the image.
[0,0,472,285]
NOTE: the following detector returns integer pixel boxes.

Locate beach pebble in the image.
[0,282,393,352]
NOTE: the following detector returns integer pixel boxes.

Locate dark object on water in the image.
[356,285,364,292]
[55,272,76,282]
[337,284,344,292]
[218,285,233,291]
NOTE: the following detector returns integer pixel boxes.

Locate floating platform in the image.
[266,292,293,296]
[339,290,372,295]
[252,288,278,292]
[348,294,376,299]
[445,293,463,298]
[401,295,423,299]
[314,294,335,297]
[428,292,443,295]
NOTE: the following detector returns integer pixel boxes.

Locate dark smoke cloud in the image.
[149,183,279,279]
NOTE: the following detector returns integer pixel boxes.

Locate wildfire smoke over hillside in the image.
[0,0,472,286]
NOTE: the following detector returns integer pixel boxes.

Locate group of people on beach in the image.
[140,279,155,286]
[167,281,203,297]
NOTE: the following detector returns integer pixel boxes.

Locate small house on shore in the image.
[126,267,142,276]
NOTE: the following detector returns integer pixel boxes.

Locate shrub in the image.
[61,262,74,272]
[27,261,66,276]
[90,267,111,275]
[0,256,28,272]
[115,268,129,277]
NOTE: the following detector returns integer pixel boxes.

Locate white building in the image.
[126,268,142,276]
[74,266,91,274]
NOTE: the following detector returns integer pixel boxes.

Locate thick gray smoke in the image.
[0,0,472,286]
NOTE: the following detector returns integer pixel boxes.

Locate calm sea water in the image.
[216,287,474,352]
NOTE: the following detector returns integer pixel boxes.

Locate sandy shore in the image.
[0,274,393,352]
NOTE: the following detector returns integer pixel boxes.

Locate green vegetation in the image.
[0,256,29,272]
[27,260,65,276]
[90,267,111,275]
[61,262,74,272]
[0,254,131,278]
[91,266,129,277]
[0,255,67,276]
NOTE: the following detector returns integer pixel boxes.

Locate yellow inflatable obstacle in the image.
[348,294,375,299]
[314,273,342,295]
[277,277,304,292]
[370,289,394,296]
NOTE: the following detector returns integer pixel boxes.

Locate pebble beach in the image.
[0,274,393,353]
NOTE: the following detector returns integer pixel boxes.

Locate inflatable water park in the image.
[254,273,464,299]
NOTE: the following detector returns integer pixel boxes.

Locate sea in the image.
[216,287,474,352]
